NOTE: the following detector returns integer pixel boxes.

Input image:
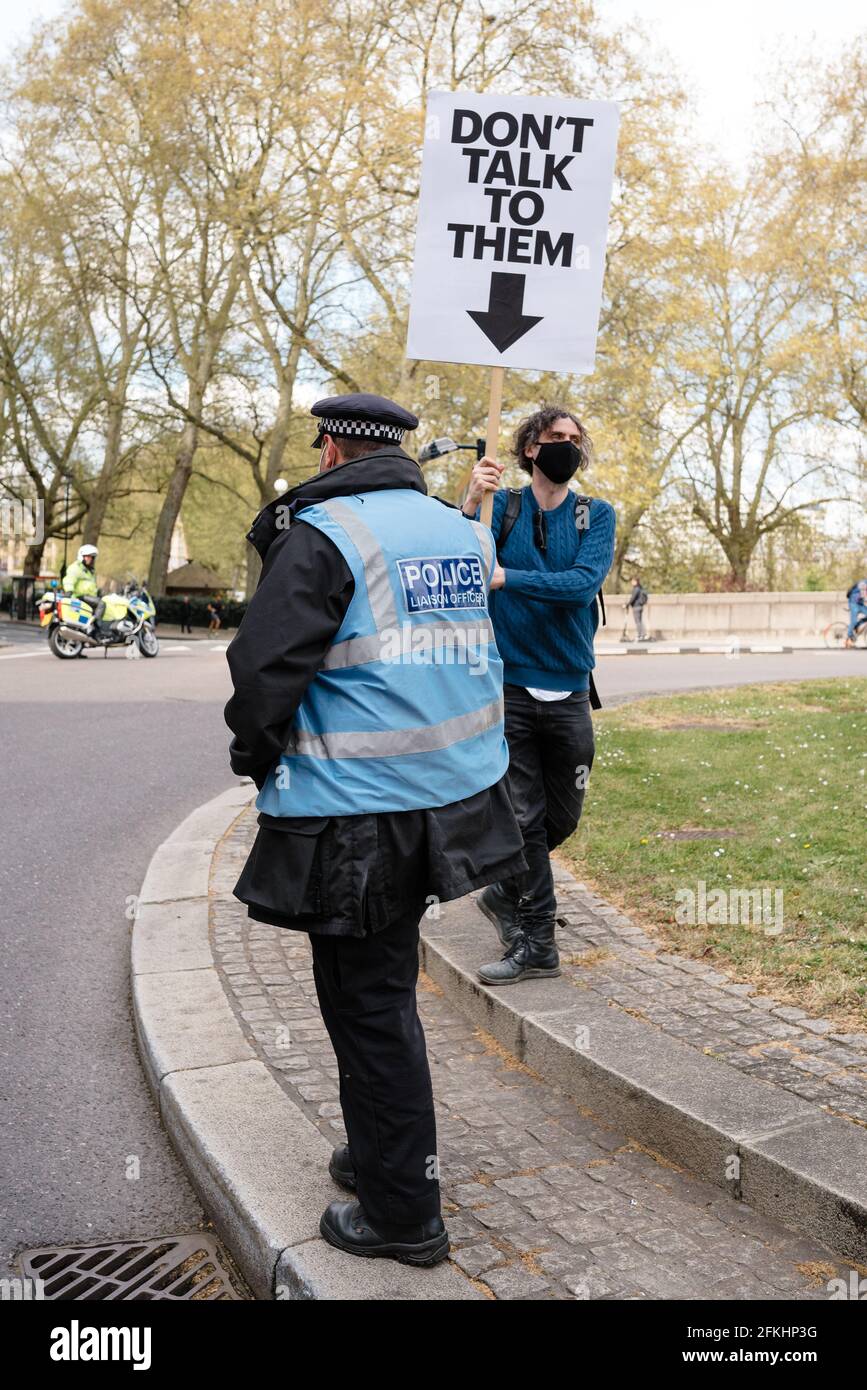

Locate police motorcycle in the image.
[38,579,159,660]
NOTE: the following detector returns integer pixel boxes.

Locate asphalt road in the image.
[594,646,866,704]
[0,626,235,1280]
[0,621,862,1281]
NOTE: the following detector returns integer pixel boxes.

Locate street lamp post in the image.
[62,477,71,580]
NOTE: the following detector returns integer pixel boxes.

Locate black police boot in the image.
[328,1143,357,1192]
[476,908,561,986]
[476,880,520,947]
[319,1201,450,1267]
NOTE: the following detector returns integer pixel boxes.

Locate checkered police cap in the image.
[316,416,405,442]
[310,392,419,448]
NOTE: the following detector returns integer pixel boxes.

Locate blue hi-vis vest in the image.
[256,488,509,817]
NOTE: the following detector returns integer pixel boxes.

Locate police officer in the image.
[63,544,105,630]
[224,393,525,1267]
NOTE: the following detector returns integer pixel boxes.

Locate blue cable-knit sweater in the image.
[475,486,616,691]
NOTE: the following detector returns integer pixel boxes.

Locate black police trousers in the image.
[502,684,595,930]
[308,903,440,1228]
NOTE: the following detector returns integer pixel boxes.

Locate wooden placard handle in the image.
[479,365,504,529]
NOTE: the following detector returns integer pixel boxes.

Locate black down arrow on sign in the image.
[467,272,543,353]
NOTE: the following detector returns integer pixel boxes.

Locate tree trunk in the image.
[23,539,47,578]
[244,540,261,599]
[265,374,294,489]
[610,505,645,591]
[724,545,751,591]
[765,534,776,591]
[82,399,124,545]
[148,413,199,596]
[243,375,296,598]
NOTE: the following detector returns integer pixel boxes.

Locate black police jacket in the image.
[224,446,526,935]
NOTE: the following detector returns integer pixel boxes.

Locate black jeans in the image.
[309,904,440,1228]
[502,684,595,930]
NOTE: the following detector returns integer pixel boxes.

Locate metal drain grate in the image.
[19,1234,244,1301]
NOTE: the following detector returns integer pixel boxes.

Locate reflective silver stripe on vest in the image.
[317,498,399,630]
[322,619,495,671]
[284,696,502,760]
[469,519,494,577]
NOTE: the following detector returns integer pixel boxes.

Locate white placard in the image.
[406,90,620,375]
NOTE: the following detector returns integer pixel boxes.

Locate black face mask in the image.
[533,440,582,484]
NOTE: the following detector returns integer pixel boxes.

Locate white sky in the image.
[599,0,863,165]
[1,1,863,168]
[0,0,66,52]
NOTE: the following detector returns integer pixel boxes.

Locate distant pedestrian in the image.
[207,595,223,633]
[627,576,649,641]
[180,595,193,634]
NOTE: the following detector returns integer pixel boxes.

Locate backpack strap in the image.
[495,488,523,554]
[574,493,606,702]
[573,493,607,629]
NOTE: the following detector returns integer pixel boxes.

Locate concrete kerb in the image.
[134,786,867,1293]
[596,643,808,655]
[419,896,867,1264]
[131,784,481,1301]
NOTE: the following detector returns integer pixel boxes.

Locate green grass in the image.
[561,679,867,1027]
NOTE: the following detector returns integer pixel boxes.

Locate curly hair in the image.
[512,405,593,476]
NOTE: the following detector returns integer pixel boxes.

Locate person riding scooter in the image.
[63,544,105,631]
[844,578,867,648]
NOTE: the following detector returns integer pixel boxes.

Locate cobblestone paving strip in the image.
[548,861,867,1129]
[208,809,855,1301]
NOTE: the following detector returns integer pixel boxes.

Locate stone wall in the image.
[603,591,850,640]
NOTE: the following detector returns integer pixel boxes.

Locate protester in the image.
[627,575,649,641]
[224,392,525,1267]
[461,404,616,985]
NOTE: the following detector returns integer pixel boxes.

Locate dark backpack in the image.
[494,487,606,710]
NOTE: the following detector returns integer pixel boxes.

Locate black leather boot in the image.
[319,1201,450,1267]
[477,911,561,986]
[328,1143,357,1192]
[476,880,520,947]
